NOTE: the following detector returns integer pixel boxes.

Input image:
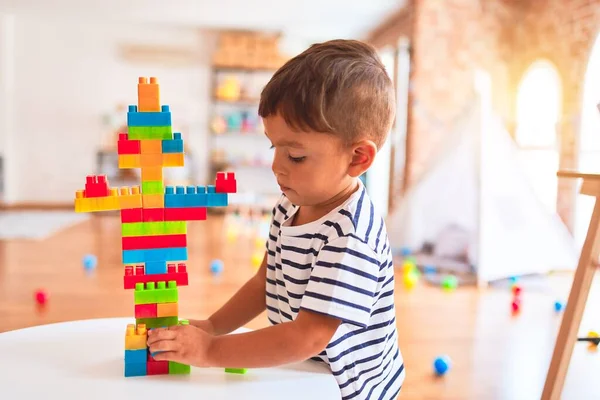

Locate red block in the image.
[147,359,169,375]
[215,172,237,193]
[121,234,187,250]
[135,303,157,318]
[142,208,164,222]
[84,175,110,197]
[117,133,141,155]
[121,208,143,223]
[124,263,188,289]
[164,207,206,221]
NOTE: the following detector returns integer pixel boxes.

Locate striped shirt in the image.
[265,180,405,400]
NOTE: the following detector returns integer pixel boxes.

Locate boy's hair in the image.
[258,39,395,149]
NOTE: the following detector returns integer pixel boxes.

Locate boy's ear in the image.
[347,139,377,177]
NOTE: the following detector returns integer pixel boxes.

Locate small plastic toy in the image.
[210,259,224,275]
[441,275,458,291]
[75,77,240,377]
[34,289,48,305]
[554,300,565,312]
[433,355,451,376]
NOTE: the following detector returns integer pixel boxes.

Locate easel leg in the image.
[541,197,600,400]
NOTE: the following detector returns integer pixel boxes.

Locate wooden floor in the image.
[1,213,600,399]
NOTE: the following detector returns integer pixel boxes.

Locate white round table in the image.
[0,317,341,399]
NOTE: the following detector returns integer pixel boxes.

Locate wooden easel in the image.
[542,171,600,400]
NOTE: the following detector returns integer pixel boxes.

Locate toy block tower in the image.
[75,77,237,377]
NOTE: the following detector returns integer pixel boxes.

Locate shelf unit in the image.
[208,67,281,212]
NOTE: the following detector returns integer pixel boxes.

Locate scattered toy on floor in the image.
[433,355,451,376]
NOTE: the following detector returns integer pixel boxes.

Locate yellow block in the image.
[138,77,160,112]
[143,194,164,208]
[118,186,142,209]
[157,302,178,318]
[163,153,184,167]
[125,323,147,350]
[140,140,162,154]
[119,154,141,169]
[75,188,130,213]
[140,153,163,168]
[141,167,163,182]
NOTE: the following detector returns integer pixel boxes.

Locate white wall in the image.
[5,13,214,204]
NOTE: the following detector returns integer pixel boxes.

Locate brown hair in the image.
[258,39,395,149]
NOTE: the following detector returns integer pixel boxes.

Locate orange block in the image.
[125,323,147,350]
[141,167,163,182]
[140,153,163,167]
[140,140,162,154]
[119,154,141,169]
[157,302,178,318]
[138,77,160,112]
[119,186,142,209]
[163,153,184,167]
[143,194,164,208]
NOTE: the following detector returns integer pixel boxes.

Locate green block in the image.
[179,319,189,325]
[225,368,248,374]
[169,361,191,375]
[122,221,186,237]
[128,126,172,140]
[142,180,164,195]
[137,316,178,329]
[134,281,178,305]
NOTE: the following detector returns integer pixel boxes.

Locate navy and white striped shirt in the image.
[265,180,404,400]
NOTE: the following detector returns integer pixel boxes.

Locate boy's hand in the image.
[147,325,213,367]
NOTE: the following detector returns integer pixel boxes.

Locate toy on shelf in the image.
[74,77,239,377]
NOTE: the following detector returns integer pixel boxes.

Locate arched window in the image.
[576,34,600,247]
[515,60,562,214]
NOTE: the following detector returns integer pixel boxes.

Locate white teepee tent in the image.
[386,73,578,285]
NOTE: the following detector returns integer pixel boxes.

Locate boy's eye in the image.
[288,155,306,163]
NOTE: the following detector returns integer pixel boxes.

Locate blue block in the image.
[125,349,147,364]
[125,362,147,377]
[127,105,172,127]
[164,185,207,208]
[122,247,188,264]
[207,193,228,207]
[145,261,168,275]
[162,132,184,153]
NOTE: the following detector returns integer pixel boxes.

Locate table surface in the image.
[0,317,340,399]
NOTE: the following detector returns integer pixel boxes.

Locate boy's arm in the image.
[206,309,341,368]
[195,252,268,336]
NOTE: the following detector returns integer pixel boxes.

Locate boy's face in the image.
[263,114,356,207]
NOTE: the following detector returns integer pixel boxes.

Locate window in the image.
[515,60,562,214]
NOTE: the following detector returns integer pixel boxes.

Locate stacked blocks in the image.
[74,77,237,377]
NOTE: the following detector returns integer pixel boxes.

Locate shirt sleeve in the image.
[300,235,381,328]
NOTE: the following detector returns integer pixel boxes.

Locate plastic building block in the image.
[147,359,169,375]
[121,208,143,223]
[137,316,178,329]
[225,368,248,374]
[122,234,187,251]
[84,175,110,197]
[162,133,184,153]
[215,172,237,193]
[125,323,148,350]
[157,302,178,318]
[164,186,207,208]
[128,105,172,127]
[118,187,142,209]
[142,207,164,222]
[169,361,191,375]
[143,194,164,208]
[117,133,141,155]
[145,261,167,275]
[164,207,207,221]
[128,126,172,140]
[124,263,188,289]
[142,180,163,195]
[142,167,163,182]
[162,153,184,167]
[125,349,147,364]
[207,185,228,207]
[134,281,178,305]
[140,139,163,154]
[125,362,147,377]
[122,247,187,264]
[138,77,161,112]
[121,221,186,237]
[140,153,164,168]
[135,303,157,319]
[75,188,122,213]
[119,154,141,169]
